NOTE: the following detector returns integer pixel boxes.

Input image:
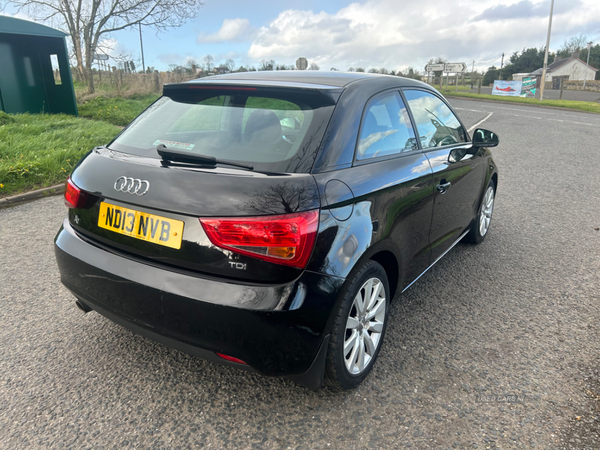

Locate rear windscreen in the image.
[109,86,336,173]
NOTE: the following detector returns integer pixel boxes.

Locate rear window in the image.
[109,86,336,173]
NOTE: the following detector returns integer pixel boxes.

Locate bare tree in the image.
[308,62,320,70]
[203,55,214,72]
[4,0,205,93]
[225,58,235,72]
[259,59,275,71]
[558,34,588,58]
[186,58,199,76]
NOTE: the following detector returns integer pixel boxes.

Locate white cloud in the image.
[0,10,35,21]
[97,38,121,58]
[197,18,257,44]
[246,0,600,72]
[96,38,142,68]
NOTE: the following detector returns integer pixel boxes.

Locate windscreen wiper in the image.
[157,144,254,171]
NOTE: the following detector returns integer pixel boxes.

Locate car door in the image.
[403,89,485,263]
[313,89,436,287]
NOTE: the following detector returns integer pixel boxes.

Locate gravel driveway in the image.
[1,99,599,449]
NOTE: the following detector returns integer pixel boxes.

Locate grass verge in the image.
[429,84,473,91]
[0,112,121,197]
[77,94,159,127]
[438,90,600,114]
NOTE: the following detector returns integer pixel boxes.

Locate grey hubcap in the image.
[479,185,495,237]
[344,277,386,375]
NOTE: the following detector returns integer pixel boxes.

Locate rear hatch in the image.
[66,84,338,283]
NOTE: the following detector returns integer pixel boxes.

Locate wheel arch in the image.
[478,155,498,208]
[491,172,498,190]
[369,250,400,300]
[345,239,403,301]
[317,234,404,344]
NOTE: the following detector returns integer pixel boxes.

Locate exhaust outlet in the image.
[75,300,93,313]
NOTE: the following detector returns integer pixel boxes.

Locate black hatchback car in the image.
[55,71,498,390]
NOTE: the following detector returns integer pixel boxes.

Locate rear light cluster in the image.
[200,210,319,268]
[216,353,247,365]
[64,178,90,209]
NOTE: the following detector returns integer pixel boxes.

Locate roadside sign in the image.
[520,77,536,98]
[425,63,445,72]
[444,63,467,73]
[492,80,522,97]
[296,57,308,70]
[94,53,109,61]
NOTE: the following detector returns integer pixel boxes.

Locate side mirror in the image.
[472,128,499,148]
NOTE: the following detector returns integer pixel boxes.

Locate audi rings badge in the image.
[114,176,150,196]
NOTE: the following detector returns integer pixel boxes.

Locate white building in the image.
[529,56,597,82]
[511,73,531,81]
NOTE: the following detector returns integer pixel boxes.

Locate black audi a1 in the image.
[55,71,498,390]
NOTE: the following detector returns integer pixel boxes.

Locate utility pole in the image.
[583,41,593,90]
[471,61,475,89]
[539,0,555,101]
[139,23,146,73]
[500,53,504,80]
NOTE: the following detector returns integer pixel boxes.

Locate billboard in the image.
[520,77,536,98]
[492,80,522,97]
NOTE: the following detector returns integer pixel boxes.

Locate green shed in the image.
[0,16,77,115]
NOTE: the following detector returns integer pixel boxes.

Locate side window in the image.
[356,91,417,161]
[403,90,467,149]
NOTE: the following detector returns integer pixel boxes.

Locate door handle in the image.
[436,181,451,193]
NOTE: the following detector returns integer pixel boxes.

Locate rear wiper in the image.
[156,144,254,171]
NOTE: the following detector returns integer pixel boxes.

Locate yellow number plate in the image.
[98,202,184,249]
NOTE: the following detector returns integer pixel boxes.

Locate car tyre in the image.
[325,260,390,390]
[465,179,496,244]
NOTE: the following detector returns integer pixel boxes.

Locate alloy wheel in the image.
[343,277,386,375]
[479,185,495,237]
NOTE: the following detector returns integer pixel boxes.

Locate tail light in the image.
[64,178,89,209]
[200,210,319,268]
[216,353,247,365]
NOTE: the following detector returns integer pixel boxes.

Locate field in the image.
[77,94,159,127]
[0,112,120,197]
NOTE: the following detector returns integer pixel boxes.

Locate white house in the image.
[529,56,597,82]
[511,73,531,81]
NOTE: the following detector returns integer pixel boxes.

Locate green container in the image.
[0,16,77,116]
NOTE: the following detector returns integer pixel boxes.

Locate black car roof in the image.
[183,70,430,90]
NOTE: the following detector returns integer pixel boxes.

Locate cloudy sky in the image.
[4,0,600,72]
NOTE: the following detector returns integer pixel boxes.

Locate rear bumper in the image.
[55,219,344,389]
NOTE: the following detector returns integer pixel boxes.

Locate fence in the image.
[74,69,199,100]
[563,80,600,92]
[542,79,600,92]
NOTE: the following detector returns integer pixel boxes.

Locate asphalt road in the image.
[1,99,599,449]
